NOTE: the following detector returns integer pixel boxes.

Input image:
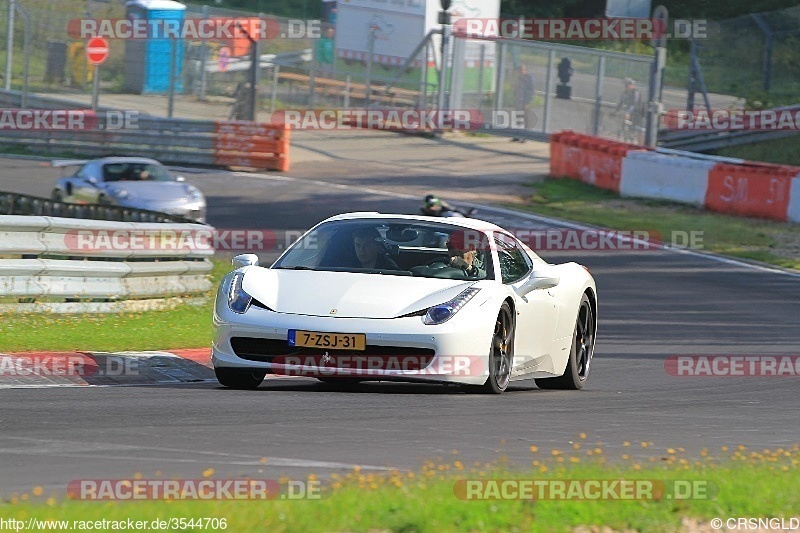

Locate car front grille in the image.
[230,337,435,370]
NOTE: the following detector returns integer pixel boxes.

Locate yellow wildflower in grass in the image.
[202,468,215,478]
[32,486,44,497]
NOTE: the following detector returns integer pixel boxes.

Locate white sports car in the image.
[212,213,597,393]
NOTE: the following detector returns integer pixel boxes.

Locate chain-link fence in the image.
[679,6,800,103]
[451,36,653,142]
[1,1,797,131]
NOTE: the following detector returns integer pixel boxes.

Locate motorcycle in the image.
[420,205,477,218]
[420,195,477,218]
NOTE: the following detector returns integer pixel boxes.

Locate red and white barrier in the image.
[550,131,800,223]
[786,172,800,223]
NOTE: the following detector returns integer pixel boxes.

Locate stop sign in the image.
[86,37,109,66]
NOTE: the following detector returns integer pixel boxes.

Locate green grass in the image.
[2,445,798,532]
[713,134,800,167]
[521,178,800,270]
[0,260,229,353]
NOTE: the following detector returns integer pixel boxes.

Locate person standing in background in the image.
[513,64,535,142]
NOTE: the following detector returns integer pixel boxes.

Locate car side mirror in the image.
[176,175,186,182]
[232,253,259,268]
[516,268,560,297]
[87,177,98,185]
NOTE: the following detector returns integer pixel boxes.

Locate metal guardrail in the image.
[658,128,799,152]
[0,214,215,312]
[658,103,800,152]
[0,191,198,224]
[0,90,290,171]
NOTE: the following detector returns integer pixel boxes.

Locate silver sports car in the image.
[51,157,206,222]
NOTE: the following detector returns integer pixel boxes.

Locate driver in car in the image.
[426,231,486,278]
[352,227,400,270]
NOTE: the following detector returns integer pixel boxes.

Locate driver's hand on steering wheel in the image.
[449,250,477,274]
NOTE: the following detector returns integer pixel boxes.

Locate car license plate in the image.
[288,330,366,351]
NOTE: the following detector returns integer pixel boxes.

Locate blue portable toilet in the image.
[123,0,186,94]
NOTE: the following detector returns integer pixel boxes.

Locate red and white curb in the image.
[0,349,215,389]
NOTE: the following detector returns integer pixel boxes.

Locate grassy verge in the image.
[2,444,798,532]
[713,134,800,167]
[0,260,229,353]
[520,178,800,270]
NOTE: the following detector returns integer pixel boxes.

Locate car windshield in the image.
[102,162,174,182]
[273,219,495,280]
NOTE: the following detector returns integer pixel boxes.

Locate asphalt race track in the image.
[2,161,800,497]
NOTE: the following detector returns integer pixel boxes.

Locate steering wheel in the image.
[425,257,451,267]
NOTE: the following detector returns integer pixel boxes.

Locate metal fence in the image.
[450,36,653,142]
[690,6,800,100]
[0,1,656,144]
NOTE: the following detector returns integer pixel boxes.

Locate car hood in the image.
[105,181,197,203]
[242,268,474,319]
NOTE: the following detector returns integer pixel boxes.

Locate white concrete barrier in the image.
[620,151,716,206]
[788,173,800,223]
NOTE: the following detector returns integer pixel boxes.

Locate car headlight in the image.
[423,287,480,325]
[184,184,203,201]
[227,271,252,314]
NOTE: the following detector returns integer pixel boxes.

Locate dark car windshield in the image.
[102,162,174,182]
[273,219,495,280]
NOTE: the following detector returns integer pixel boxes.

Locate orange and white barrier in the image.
[214,121,290,172]
[550,131,800,223]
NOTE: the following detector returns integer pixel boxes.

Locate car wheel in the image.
[536,293,595,390]
[214,367,266,389]
[467,301,514,394]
